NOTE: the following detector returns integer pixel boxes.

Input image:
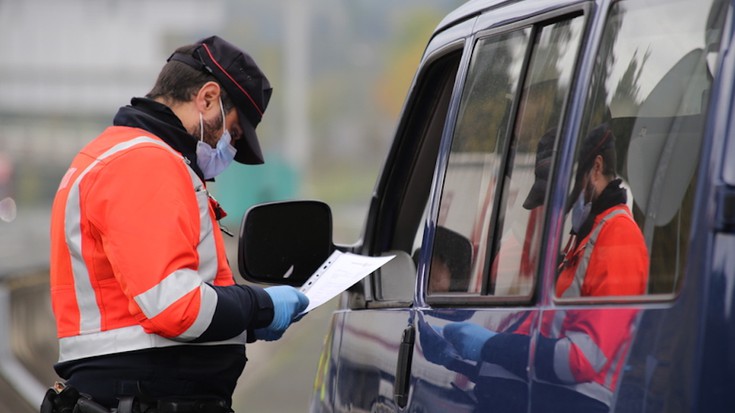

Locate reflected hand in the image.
[443,322,496,362]
[417,318,460,367]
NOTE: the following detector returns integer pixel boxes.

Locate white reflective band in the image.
[175,284,218,341]
[478,362,526,382]
[551,310,566,336]
[552,331,608,384]
[189,168,218,283]
[58,324,247,363]
[65,136,181,333]
[605,339,628,388]
[134,268,202,319]
[566,330,608,373]
[562,209,629,298]
[554,337,576,383]
[534,379,613,406]
[65,182,98,333]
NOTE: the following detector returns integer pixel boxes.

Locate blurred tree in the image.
[374,8,448,119]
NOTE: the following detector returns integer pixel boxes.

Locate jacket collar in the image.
[112,97,206,180]
[575,178,627,240]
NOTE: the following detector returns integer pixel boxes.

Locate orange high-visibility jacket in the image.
[50,126,270,363]
[557,205,649,297]
[479,204,648,406]
[545,204,648,403]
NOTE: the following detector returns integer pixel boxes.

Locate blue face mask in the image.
[571,190,591,233]
[196,98,237,179]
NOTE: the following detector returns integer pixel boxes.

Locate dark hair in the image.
[578,124,616,178]
[566,124,617,212]
[600,144,616,177]
[146,44,234,112]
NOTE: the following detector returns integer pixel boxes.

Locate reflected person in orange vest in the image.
[557,123,648,296]
[46,36,308,413]
[421,124,649,413]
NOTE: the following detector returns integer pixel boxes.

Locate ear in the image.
[193,81,222,114]
[591,154,604,178]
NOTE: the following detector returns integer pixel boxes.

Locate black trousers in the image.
[472,378,609,413]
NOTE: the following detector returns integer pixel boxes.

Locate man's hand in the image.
[254,286,309,341]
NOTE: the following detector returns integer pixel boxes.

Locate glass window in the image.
[491,17,584,297]
[429,30,530,295]
[372,50,462,303]
[429,15,585,299]
[559,0,725,298]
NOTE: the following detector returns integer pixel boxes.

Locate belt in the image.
[118,396,233,413]
[151,399,233,413]
[41,382,233,413]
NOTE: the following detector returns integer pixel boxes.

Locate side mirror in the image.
[238,200,334,286]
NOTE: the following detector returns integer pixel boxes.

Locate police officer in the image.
[46,36,308,413]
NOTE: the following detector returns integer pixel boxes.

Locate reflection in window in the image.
[430,31,529,295]
[566,0,725,296]
[430,16,587,297]
[491,17,584,297]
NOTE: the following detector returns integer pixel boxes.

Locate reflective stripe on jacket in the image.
[533,308,640,406]
[541,204,648,404]
[557,205,648,297]
[476,204,648,406]
[50,126,241,362]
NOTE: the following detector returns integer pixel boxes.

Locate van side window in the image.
[429,30,531,296]
[429,16,585,299]
[559,0,724,299]
[371,50,463,304]
[490,17,584,297]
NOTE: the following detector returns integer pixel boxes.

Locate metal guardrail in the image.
[0,280,48,410]
[0,207,54,411]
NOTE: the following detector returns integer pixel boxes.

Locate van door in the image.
[309,18,474,413]
[416,7,587,413]
[530,0,726,412]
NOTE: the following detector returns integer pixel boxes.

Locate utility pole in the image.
[283,0,311,184]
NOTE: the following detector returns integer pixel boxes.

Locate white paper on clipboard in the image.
[300,250,395,313]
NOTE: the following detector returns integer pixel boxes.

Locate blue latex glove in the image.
[254,286,309,341]
[418,319,461,367]
[443,322,496,362]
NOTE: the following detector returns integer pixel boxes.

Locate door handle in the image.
[394,325,415,408]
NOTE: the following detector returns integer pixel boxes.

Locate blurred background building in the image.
[0,0,462,411]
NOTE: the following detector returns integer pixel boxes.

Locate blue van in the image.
[238,0,735,411]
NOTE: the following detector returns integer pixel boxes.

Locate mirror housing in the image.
[238,200,335,286]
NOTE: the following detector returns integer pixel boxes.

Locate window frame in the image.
[549,0,724,306]
[425,6,591,307]
[359,38,469,309]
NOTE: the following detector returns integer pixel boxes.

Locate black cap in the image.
[169,35,272,164]
[523,128,557,210]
